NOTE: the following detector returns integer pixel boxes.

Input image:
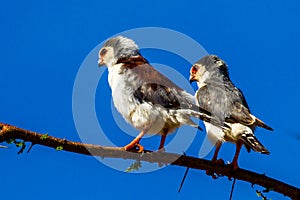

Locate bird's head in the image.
[98,36,140,68]
[189,63,202,83]
[189,55,229,84]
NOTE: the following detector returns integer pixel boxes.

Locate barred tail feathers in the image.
[241,131,270,154]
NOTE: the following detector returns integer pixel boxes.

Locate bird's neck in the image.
[197,71,210,89]
[107,63,124,88]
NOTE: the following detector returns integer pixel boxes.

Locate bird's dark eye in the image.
[191,65,199,74]
[100,48,107,56]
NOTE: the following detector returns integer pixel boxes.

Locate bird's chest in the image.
[108,68,140,121]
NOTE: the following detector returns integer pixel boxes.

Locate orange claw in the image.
[123,143,135,151]
[135,143,144,152]
[123,130,147,152]
[123,140,144,152]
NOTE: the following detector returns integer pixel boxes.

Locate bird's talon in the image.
[213,159,225,165]
[206,170,219,179]
[123,145,133,151]
[123,141,144,152]
[228,163,239,171]
[136,143,144,153]
[226,163,239,180]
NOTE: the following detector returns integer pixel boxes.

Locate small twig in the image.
[178,167,190,193]
[256,190,268,200]
[27,143,35,153]
[229,178,237,200]
[178,152,190,193]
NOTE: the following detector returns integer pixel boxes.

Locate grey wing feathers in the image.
[127,62,229,130]
[196,80,273,131]
[133,83,183,109]
[229,87,273,130]
[196,81,232,121]
[129,61,206,112]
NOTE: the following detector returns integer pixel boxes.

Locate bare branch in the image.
[0,122,299,199]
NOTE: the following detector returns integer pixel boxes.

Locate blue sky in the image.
[1,0,300,199]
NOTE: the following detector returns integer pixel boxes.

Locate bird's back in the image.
[118,56,195,110]
[196,76,252,124]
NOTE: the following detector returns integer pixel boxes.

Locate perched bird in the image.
[98,36,225,152]
[189,55,273,169]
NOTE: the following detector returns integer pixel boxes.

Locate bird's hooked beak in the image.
[189,65,199,83]
[98,47,107,67]
[189,74,197,83]
[98,57,105,67]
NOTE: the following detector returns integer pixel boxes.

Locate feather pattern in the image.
[99,37,227,143]
[191,55,272,154]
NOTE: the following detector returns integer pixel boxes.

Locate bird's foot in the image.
[205,170,219,179]
[206,159,225,179]
[228,162,239,171]
[226,162,239,180]
[157,147,165,152]
[123,142,144,153]
[135,143,144,153]
[213,158,225,165]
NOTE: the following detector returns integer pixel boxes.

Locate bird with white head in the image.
[98,36,226,152]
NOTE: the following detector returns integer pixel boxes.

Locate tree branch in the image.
[0,122,299,199]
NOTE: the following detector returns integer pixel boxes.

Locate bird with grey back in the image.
[189,55,273,170]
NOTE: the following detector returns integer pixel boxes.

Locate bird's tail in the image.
[255,117,273,131]
[241,131,270,154]
[250,114,273,131]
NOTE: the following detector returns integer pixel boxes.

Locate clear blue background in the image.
[1,0,299,199]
